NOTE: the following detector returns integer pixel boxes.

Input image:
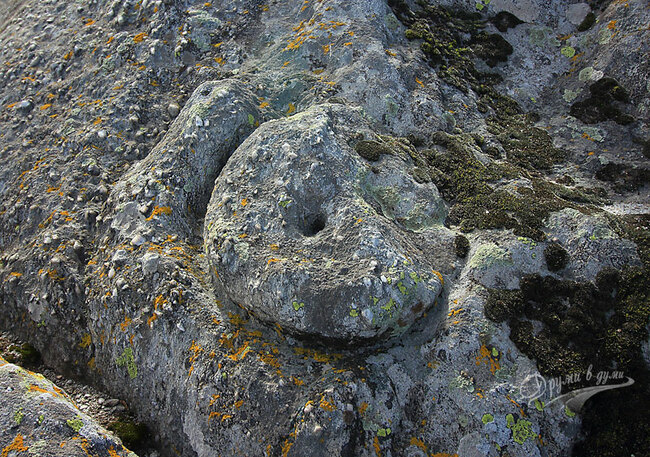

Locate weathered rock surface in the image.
[0,0,648,456]
[0,357,136,457]
[205,103,450,341]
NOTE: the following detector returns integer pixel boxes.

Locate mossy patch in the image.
[486,267,649,376]
[595,162,650,193]
[491,11,524,33]
[570,77,635,125]
[454,235,470,258]
[354,140,394,161]
[116,347,138,379]
[577,12,596,32]
[543,242,568,271]
[422,131,599,240]
[486,114,565,170]
[108,419,149,450]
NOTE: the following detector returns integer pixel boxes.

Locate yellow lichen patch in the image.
[373,436,381,456]
[259,351,280,369]
[226,341,251,361]
[133,32,148,43]
[319,395,336,411]
[78,333,92,348]
[409,437,427,451]
[40,103,52,110]
[241,198,248,206]
[431,270,444,286]
[291,376,304,386]
[259,101,270,109]
[385,49,396,56]
[286,103,296,115]
[28,384,65,399]
[9,272,22,277]
[359,401,369,415]
[293,347,343,363]
[415,77,424,87]
[475,344,500,375]
[145,206,172,221]
[1,434,28,457]
[119,316,132,332]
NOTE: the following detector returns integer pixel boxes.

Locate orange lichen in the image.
[1,434,28,457]
[259,352,280,368]
[475,344,500,375]
[119,316,132,332]
[145,206,172,221]
[373,436,381,456]
[133,32,148,43]
[319,395,336,411]
[409,437,427,451]
[359,401,369,415]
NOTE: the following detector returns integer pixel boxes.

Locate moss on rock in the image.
[544,242,569,271]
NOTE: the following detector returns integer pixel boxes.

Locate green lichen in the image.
[450,373,475,392]
[292,301,304,311]
[534,399,544,411]
[561,46,576,58]
[508,417,535,444]
[116,347,138,379]
[377,427,391,437]
[468,243,512,269]
[14,408,24,425]
[565,405,576,418]
[67,416,84,433]
[482,413,494,424]
[38,414,45,425]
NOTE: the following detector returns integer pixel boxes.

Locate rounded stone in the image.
[204,105,448,342]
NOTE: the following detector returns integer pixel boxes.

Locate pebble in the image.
[131,234,146,246]
[16,100,32,111]
[104,398,120,407]
[168,102,180,118]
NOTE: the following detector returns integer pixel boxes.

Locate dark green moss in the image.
[486,114,564,170]
[354,140,393,161]
[470,32,513,67]
[423,130,592,240]
[577,12,596,32]
[1,342,40,366]
[595,162,650,193]
[491,11,524,32]
[108,419,150,451]
[454,235,470,258]
[544,242,569,271]
[570,77,635,125]
[486,266,649,377]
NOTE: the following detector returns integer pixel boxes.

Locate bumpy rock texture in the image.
[0,0,648,456]
[0,356,136,457]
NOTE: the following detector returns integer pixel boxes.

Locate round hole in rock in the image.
[302,212,327,237]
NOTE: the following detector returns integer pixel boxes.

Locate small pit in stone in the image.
[302,212,327,237]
